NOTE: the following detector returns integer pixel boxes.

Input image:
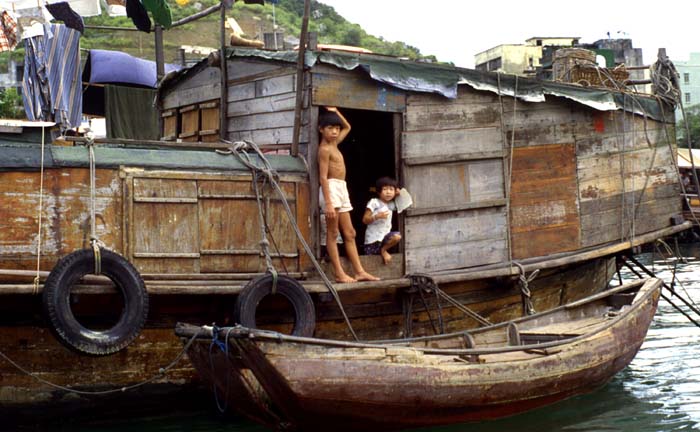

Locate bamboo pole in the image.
[219,1,228,141]
[291,0,311,156]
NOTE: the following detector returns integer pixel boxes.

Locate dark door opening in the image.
[336,108,397,253]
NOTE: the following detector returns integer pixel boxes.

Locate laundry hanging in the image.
[46,2,84,33]
[22,23,82,130]
[0,10,18,51]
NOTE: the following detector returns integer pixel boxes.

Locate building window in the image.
[536,39,542,46]
[685,73,690,84]
[686,93,691,103]
[475,62,487,72]
[487,57,502,71]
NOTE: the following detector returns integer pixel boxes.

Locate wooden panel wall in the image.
[125,171,309,274]
[575,111,679,247]
[311,65,406,113]
[510,144,580,259]
[161,66,221,110]
[226,59,308,151]
[0,168,123,270]
[403,86,508,273]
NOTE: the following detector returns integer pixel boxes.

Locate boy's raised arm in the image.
[326,106,351,144]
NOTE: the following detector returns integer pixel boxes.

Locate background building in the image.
[475,37,580,75]
[674,52,700,117]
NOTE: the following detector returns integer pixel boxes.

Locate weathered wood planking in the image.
[0,169,122,270]
[226,70,308,149]
[132,178,200,274]
[404,159,504,210]
[402,127,502,162]
[404,207,508,273]
[404,101,502,132]
[575,107,679,248]
[510,143,580,259]
[228,127,309,146]
[226,58,292,82]
[161,66,221,110]
[128,173,305,274]
[227,92,298,117]
[311,71,406,112]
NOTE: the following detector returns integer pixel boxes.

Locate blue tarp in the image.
[83,49,182,88]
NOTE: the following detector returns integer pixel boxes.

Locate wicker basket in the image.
[569,65,630,88]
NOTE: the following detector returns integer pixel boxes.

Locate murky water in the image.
[11,245,700,432]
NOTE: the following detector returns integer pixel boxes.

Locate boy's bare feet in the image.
[355,271,380,281]
[381,250,392,265]
[335,273,357,283]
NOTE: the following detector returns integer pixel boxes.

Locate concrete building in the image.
[675,52,700,115]
[475,37,580,75]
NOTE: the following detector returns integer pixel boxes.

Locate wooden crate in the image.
[199,100,220,142]
[178,104,199,142]
[162,109,177,140]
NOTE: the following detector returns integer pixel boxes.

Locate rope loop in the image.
[513,262,537,316]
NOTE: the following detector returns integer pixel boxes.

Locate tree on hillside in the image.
[677,104,700,148]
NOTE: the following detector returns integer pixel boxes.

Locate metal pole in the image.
[291,0,311,156]
[219,1,228,141]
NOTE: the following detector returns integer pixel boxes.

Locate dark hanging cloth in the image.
[105,85,159,140]
[126,0,151,33]
[46,2,84,34]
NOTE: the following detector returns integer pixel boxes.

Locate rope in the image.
[408,273,491,327]
[86,138,105,275]
[32,125,46,295]
[495,72,516,272]
[209,326,233,412]
[0,330,202,395]
[220,141,359,341]
[513,262,537,316]
[621,257,700,328]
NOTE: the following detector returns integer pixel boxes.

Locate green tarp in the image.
[222,48,673,123]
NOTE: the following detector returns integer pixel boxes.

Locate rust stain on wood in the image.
[510,143,580,259]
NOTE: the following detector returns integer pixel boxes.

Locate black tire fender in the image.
[234,274,315,337]
[42,248,149,356]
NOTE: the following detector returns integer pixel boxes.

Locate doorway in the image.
[335,108,397,253]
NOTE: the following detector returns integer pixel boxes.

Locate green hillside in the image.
[1,0,434,65]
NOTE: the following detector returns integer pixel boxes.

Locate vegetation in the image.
[4,0,433,63]
[0,88,24,119]
[677,104,700,148]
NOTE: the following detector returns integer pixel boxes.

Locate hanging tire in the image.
[234,274,315,337]
[42,248,149,356]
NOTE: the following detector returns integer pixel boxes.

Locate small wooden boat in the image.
[176,278,661,431]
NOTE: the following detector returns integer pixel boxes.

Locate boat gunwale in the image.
[177,277,661,356]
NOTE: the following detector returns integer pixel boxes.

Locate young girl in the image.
[362,177,402,264]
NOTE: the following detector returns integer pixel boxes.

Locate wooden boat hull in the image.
[0,256,615,408]
[181,279,661,430]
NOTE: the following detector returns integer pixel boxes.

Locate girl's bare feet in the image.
[355,271,380,281]
[381,250,392,265]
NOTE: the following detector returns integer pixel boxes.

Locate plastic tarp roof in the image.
[220,48,673,123]
[84,49,182,88]
[677,148,700,169]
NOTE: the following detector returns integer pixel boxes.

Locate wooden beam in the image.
[219,2,228,141]
[407,198,508,217]
[291,0,311,156]
[404,151,505,167]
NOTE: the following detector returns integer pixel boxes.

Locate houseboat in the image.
[0,47,687,414]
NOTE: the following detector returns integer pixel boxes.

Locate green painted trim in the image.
[0,144,308,173]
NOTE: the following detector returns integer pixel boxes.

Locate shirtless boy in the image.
[318,107,379,283]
